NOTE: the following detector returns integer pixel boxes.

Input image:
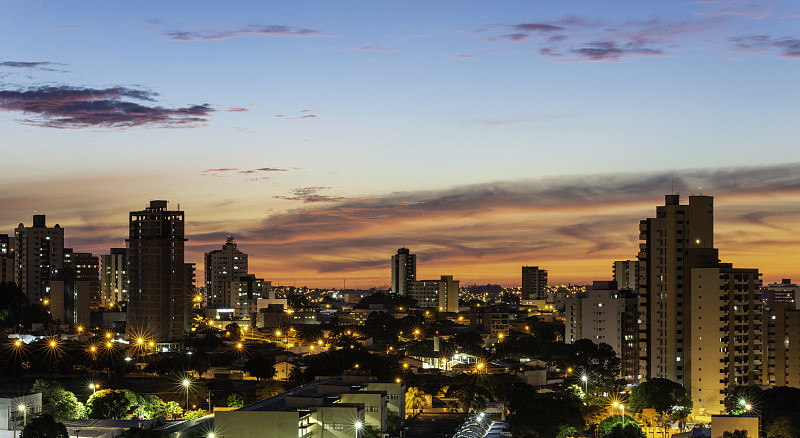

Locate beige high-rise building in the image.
[204,236,248,309]
[100,248,128,307]
[126,200,187,341]
[762,301,800,388]
[638,195,714,384]
[688,264,762,416]
[14,215,64,303]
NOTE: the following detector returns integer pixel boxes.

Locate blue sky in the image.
[1,1,799,287]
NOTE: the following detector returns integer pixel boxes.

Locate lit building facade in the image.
[613,260,639,290]
[407,275,459,312]
[204,236,248,309]
[100,248,128,307]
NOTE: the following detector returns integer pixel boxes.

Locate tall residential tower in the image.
[391,248,416,296]
[126,200,187,341]
[204,236,248,309]
[14,215,64,303]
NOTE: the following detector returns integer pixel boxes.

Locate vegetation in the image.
[21,414,69,438]
[31,379,84,419]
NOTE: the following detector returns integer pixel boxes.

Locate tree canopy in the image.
[628,378,692,417]
[21,414,69,438]
[31,379,84,419]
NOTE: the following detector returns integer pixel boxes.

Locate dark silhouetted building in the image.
[14,215,64,303]
[126,200,187,341]
[522,266,547,300]
[391,248,416,296]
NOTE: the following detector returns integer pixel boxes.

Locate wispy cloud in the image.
[158,24,332,41]
[202,167,288,176]
[728,35,800,58]
[273,187,346,203]
[445,54,478,61]
[485,15,720,61]
[346,46,397,53]
[227,107,249,112]
[0,85,213,128]
[0,61,68,72]
[275,109,318,119]
[695,0,774,19]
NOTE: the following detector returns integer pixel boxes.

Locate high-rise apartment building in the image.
[764,279,798,310]
[204,236,248,309]
[564,281,639,383]
[126,200,187,341]
[638,195,714,384]
[0,234,13,284]
[231,274,271,318]
[522,266,547,300]
[613,260,639,290]
[391,248,416,296]
[100,248,128,307]
[63,248,100,310]
[14,215,64,302]
[688,263,762,415]
[407,275,459,312]
[762,300,800,388]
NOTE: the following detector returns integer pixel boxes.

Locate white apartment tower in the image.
[204,236,248,309]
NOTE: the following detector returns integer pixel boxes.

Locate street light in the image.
[18,404,26,428]
[183,379,191,411]
[581,375,589,396]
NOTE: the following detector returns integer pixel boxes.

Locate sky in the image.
[1,0,799,288]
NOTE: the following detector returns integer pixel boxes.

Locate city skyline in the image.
[2,1,799,288]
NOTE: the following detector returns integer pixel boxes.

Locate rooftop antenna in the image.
[671,173,675,195]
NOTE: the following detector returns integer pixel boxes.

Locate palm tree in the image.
[405,387,428,417]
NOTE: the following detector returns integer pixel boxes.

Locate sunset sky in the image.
[2,1,799,288]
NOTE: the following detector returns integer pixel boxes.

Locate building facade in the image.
[638,195,714,384]
[204,236,248,309]
[391,248,416,296]
[126,200,187,341]
[100,248,128,307]
[522,266,547,300]
[63,248,100,311]
[407,275,459,312]
[762,301,800,388]
[0,234,13,285]
[613,260,639,290]
[13,215,64,303]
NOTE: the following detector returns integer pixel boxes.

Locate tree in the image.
[21,414,69,438]
[255,380,285,400]
[287,294,310,310]
[606,423,646,438]
[123,428,171,438]
[724,386,763,415]
[766,415,798,438]
[86,389,134,419]
[158,401,183,419]
[628,378,692,420]
[405,387,428,416]
[243,354,276,380]
[31,379,84,419]
[183,409,208,420]
[598,415,638,438]
[224,323,241,341]
[722,430,748,438]
[557,425,580,438]
[227,394,244,408]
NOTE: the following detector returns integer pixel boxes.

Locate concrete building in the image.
[0,234,13,285]
[204,236,248,309]
[638,195,714,384]
[13,214,64,303]
[762,300,800,387]
[100,248,128,307]
[391,248,416,296]
[564,281,639,382]
[522,266,547,300]
[470,304,510,335]
[613,260,639,290]
[407,275,459,312]
[764,279,798,310]
[63,248,100,311]
[49,265,91,325]
[214,376,403,438]
[126,200,187,341]
[231,274,271,318]
[688,263,763,415]
[0,392,42,433]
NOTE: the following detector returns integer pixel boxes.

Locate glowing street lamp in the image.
[182,379,191,410]
[89,383,99,394]
[18,404,26,428]
[581,375,589,396]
